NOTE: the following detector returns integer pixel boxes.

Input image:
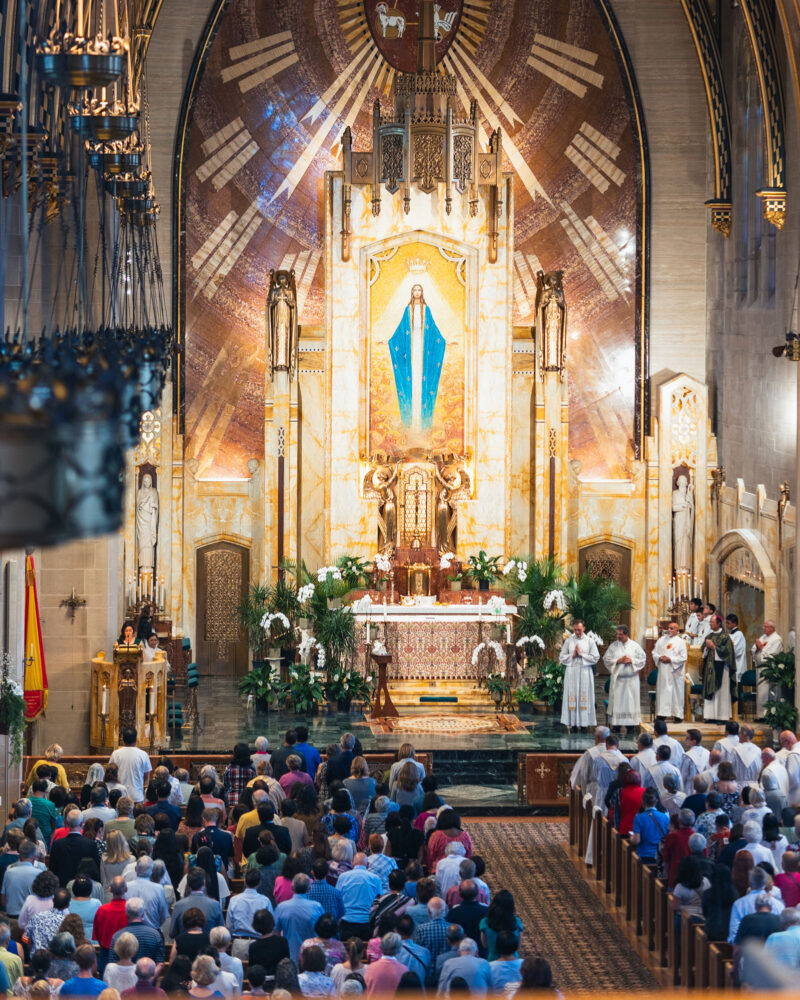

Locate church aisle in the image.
[468,819,658,992]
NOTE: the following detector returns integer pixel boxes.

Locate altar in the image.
[356,602,516,681]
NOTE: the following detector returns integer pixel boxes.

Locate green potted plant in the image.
[762,651,796,730]
[326,666,373,712]
[338,554,371,592]
[562,570,632,645]
[238,665,290,712]
[513,680,538,716]
[289,662,325,714]
[0,653,26,763]
[467,550,502,591]
[448,571,463,592]
[237,583,272,666]
[531,659,566,709]
[486,671,511,707]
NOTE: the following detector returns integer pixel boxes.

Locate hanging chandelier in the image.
[36,0,128,90]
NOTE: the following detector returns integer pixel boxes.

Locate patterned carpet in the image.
[368,714,527,735]
[468,820,658,992]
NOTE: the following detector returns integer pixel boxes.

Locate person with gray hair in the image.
[210,925,244,990]
[0,921,23,985]
[131,957,159,991]
[742,820,774,866]
[363,796,391,840]
[362,931,406,994]
[763,906,800,969]
[728,866,785,942]
[124,854,168,930]
[661,772,687,816]
[412,897,451,982]
[47,931,80,981]
[438,936,492,996]
[109,897,166,964]
[733,892,783,948]
[435,841,468,898]
[273,871,324,964]
[569,726,611,794]
[1,799,32,845]
[0,837,45,917]
[741,789,771,827]
[251,736,271,770]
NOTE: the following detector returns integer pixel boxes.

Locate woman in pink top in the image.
[425,809,473,871]
[272,852,308,904]
[279,755,314,795]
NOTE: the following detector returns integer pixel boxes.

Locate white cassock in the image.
[731,741,762,785]
[713,734,739,762]
[752,631,784,714]
[681,745,710,790]
[569,743,605,791]
[560,634,600,728]
[653,635,687,719]
[654,734,685,767]
[761,760,790,818]
[604,639,647,726]
[630,748,657,787]
[729,629,747,682]
[785,746,800,807]
[690,618,711,648]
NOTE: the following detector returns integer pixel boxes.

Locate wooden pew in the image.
[569,785,580,846]
[593,810,604,881]
[621,838,634,921]
[640,863,656,951]
[611,827,623,907]
[708,942,734,990]
[666,893,680,985]
[680,910,696,988]
[603,815,613,895]
[653,877,668,968]
[694,923,710,988]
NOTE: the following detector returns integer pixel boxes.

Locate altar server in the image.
[684,598,703,641]
[653,623,687,721]
[725,613,747,682]
[604,626,647,730]
[752,621,783,716]
[559,620,600,731]
[689,608,711,648]
[714,720,740,761]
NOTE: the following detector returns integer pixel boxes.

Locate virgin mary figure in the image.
[388,283,446,431]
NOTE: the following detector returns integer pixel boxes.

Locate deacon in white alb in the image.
[592,733,628,815]
[569,725,610,794]
[752,621,783,715]
[630,733,657,784]
[604,625,647,730]
[559,619,600,731]
[725,613,747,682]
[653,718,685,766]
[714,720,740,762]
[730,724,762,785]
[653,622,687,721]
[680,728,710,790]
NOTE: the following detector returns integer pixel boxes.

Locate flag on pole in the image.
[23,554,48,721]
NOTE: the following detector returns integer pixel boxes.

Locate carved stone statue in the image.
[135,473,159,575]
[365,458,399,554]
[672,472,695,573]
[434,455,469,552]
[266,269,298,379]
[535,269,567,378]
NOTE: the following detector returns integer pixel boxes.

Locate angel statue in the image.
[434,454,467,553]
[364,455,399,555]
[265,269,298,380]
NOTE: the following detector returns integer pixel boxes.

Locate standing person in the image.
[725,614,748,682]
[49,809,100,887]
[604,625,647,732]
[222,745,257,806]
[653,623,688,721]
[269,732,306,782]
[752,621,784,718]
[28,780,60,848]
[684,598,703,644]
[58,943,106,997]
[630,789,669,863]
[731,725,762,785]
[337,855,383,941]
[559,620,600,732]
[273,873,324,965]
[25,745,70,791]
[109,730,152,805]
[702,616,736,725]
[681,730,710,792]
[93,877,129,973]
[294,726,321,781]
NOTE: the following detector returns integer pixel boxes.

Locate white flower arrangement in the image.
[516,634,545,651]
[260,611,291,633]
[440,552,455,570]
[6,677,23,698]
[372,640,388,656]
[352,595,374,613]
[543,589,567,612]
[298,633,326,668]
[503,559,528,583]
[375,552,392,574]
[297,583,315,604]
[471,639,505,667]
[487,595,505,614]
[587,630,605,647]
[317,565,342,583]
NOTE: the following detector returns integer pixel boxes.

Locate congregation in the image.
[571,719,800,983]
[0,731,555,998]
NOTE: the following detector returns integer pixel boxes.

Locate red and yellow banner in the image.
[23,554,48,721]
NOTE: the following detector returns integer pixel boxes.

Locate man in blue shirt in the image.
[124,857,169,930]
[58,943,106,996]
[145,781,182,831]
[307,858,344,920]
[294,726,322,780]
[337,853,382,941]
[412,897,451,985]
[226,869,270,959]
[109,899,165,963]
[764,908,800,969]
[630,789,669,862]
[273,873,324,964]
[0,840,45,917]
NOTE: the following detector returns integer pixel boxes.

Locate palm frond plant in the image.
[281,559,314,586]
[562,570,632,645]
[315,604,358,672]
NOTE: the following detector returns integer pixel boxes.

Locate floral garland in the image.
[543,589,567,612]
[297,583,315,604]
[516,634,545,651]
[503,558,528,583]
[471,639,505,667]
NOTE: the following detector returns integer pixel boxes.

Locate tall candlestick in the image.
[506,622,512,644]
[100,684,109,715]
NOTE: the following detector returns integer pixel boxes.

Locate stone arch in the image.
[708,528,777,623]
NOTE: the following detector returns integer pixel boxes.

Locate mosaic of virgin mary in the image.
[388,283,446,431]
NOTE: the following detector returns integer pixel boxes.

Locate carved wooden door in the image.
[578,542,632,629]
[196,542,250,678]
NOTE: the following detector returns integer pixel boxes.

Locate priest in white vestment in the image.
[779,731,800,807]
[593,736,628,815]
[714,721,740,761]
[731,724,762,785]
[703,616,736,723]
[569,725,610,791]
[559,620,600,730]
[604,625,646,729]
[725,613,747,682]
[752,621,783,715]
[680,729,710,790]
[760,748,789,818]
[653,718,685,765]
[630,734,657,786]
[648,745,684,796]
[653,623,687,720]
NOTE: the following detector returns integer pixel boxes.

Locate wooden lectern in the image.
[90,645,168,753]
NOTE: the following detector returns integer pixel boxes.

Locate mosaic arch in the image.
[177,0,648,481]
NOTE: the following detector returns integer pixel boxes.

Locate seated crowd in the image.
[0,734,555,997]
[574,720,800,980]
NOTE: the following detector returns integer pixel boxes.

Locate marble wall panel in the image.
[299,369,326,570]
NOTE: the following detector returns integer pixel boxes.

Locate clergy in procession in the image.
[714,720,740,761]
[653,718,685,766]
[630,733,657,781]
[752,620,783,717]
[730,724,762,785]
[725,613,747,681]
[559,619,600,731]
[680,728,710,790]
[702,615,736,723]
[569,725,610,792]
[760,748,790,816]
[647,744,683,796]
[653,622,687,721]
[603,625,647,731]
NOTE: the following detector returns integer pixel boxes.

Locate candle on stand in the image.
[100,684,109,715]
[699,578,703,599]
[506,622,512,644]
[366,620,371,644]
[146,686,153,715]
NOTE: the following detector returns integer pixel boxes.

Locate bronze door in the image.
[196,542,250,678]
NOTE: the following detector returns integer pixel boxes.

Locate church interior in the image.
[1,0,800,990]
